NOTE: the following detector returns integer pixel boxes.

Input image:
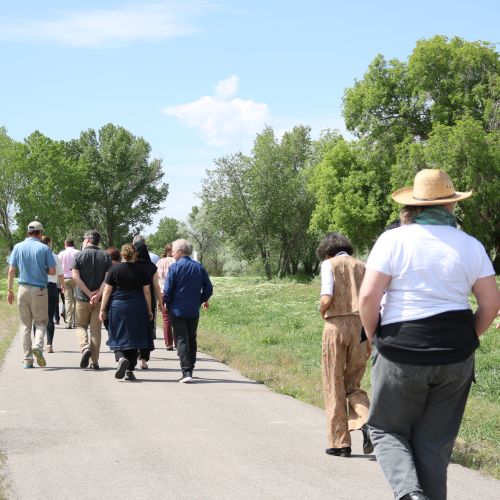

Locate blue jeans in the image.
[367,350,474,500]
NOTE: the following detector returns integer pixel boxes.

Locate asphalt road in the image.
[1,323,499,499]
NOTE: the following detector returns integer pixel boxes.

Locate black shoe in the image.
[124,371,136,381]
[115,358,130,379]
[55,320,60,325]
[401,493,429,500]
[80,348,91,368]
[325,447,351,457]
[361,425,374,455]
[90,362,100,370]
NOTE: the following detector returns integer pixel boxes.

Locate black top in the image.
[105,262,150,291]
[72,246,112,302]
[374,309,479,365]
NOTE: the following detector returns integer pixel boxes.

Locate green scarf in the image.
[414,206,457,227]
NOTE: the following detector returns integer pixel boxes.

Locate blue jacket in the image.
[164,256,213,318]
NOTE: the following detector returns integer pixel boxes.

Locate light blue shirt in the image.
[8,238,56,288]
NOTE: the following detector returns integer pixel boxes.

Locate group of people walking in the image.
[318,169,500,500]
[7,227,213,383]
[6,169,500,500]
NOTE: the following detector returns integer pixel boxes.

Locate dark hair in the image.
[107,246,121,262]
[399,206,424,225]
[65,239,75,246]
[162,244,173,258]
[133,241,152,263]
[41,235,51,245]
[316,232,354,261]
[84,230,101,245]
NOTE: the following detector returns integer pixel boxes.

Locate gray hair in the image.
[172,239,193,256]
[84,230,101,245]
[132,234,145,244]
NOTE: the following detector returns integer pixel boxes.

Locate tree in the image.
[77,124,169,246]
[0,128,22,250]
[146,217,181,255]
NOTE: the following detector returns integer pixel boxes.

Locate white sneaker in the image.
[179,372,193,383]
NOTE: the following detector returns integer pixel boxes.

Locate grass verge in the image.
[199,276,500,479]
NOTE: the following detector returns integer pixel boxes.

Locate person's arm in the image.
[143,285,153,320]
[472,275,500,336]
[7,266,16,305]
[152,272,163,310]
[72,268,93,299]
[98,284,113,323]
[200,268,213,304]
[359,268,391,341]
[47,266,56,276]
[319,294,333,318]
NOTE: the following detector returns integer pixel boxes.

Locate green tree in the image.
[77,123,169,246]
[146,216,181,255]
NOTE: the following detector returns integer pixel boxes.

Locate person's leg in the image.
[161,296,174,348]
[186,317,199,372]
[88,302,102,365]
[54,287,60,323]
[18,285,34,363]
[322,319,351,449]
[368,351,429,499]
[344,319,370,432]
[123,349,139,371]
[171,316,190,374]
[64,279,75,327]
[412,357,474,500]
[46,283,58,347]
[31,287,48,352]
[75,300,91,351]
[138,349,151,361]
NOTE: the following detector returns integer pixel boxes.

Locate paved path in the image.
[1,323,499,500]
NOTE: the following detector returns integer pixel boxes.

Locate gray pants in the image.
[367,350,474,500]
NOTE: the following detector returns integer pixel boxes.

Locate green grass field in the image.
[198,276,500,478]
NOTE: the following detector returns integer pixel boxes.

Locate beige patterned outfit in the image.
[322,255,370,448]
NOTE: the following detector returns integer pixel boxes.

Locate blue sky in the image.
[0,1,498,232]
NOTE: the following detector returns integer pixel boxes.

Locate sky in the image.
[0,0,498,233]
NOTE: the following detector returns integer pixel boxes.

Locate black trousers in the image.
[114,349,138,371]
[171,315,199,373]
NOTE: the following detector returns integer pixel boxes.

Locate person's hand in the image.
[7,290,14,305]
[148,310,154,321]
[60,285,65,293]
[99,310,107,323]
[202,302,209,311]
[90,290,102,304]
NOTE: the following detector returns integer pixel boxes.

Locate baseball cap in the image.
[27,221,44,233]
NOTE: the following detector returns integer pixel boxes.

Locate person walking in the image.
[72,230,111,370]
[163,239,213,383]
[99,244,153,381]
[58,239,79,329]
[316,232,372,458]
[359,169,500,500]
[40,236,64,353]
[156,244,176,350]
[6,221,56,368]
[133,240,162,369]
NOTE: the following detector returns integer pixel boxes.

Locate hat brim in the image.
[391,187,473,206]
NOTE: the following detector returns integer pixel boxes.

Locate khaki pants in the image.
[18,284,48,361]
[322,315,370,448]
[64,278,76,326]
[75,300,102,364]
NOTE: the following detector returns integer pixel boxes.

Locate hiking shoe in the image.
[361,425,374,455]
[325,447,351,457]
[47,345,54,353]
[23,361,34,369]
[115,358,130,379]
[124,371,136,381]
[32,347,46,367]
[89,362,100,370]
[179,372,193,383]
[80,348,91,368]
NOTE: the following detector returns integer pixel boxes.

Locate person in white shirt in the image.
[41,236,64,353]
[58,239,79,328]
[359,169,500,500]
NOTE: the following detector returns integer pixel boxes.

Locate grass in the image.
[198,275,500,479]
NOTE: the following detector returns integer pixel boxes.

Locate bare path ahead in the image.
[1,324,499,499]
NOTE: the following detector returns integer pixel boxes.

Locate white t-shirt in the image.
[48,252,63,285]
[320,251,349,296]
[366,224,494,325]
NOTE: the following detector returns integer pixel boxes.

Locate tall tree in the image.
[77,124,169,246]
[146,216,181,255]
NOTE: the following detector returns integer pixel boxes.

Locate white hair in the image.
[172,239,193,256]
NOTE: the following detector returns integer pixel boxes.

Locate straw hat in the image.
[391,169,472,206]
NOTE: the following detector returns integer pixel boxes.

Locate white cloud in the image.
[163,76,271,147]
[0,2,210,47]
